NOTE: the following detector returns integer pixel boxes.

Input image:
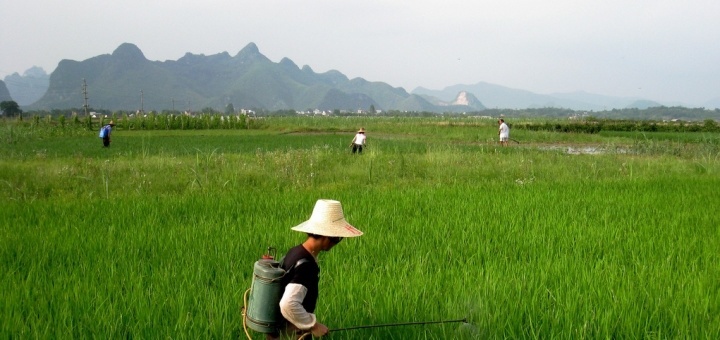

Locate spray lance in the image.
[296,318,469,339]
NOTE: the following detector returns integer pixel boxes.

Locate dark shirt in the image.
[281,244,320,313]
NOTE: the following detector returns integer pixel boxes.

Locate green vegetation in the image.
[514,118,720,134]
[19,103,720,123]
[1,116,719,338]
[1,100,23,118]
[483,106,720,121]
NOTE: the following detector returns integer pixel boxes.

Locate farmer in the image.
[498,119,510,147]
[101,121,116,147]
[349,128,367,154]
[273,199,364,339]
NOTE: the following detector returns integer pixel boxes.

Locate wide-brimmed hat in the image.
[357,128,365,133]
[109,121,116,126]
[292,199,363,238]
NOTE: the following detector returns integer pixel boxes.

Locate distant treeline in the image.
[211,106,720,120]
[513,119,720,134]
[11,105,720,121]
[3,112,265,133]
[106,112,262,130]
[3,107,720,134]
[481,106,720,121]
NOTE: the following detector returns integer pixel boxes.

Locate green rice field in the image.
[1,116,719,339]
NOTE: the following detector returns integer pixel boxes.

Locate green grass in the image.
[1,117,719,338]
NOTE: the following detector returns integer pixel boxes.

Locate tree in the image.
[201,107,217,114]
[225,103,235,115]
[703,119,718,132]
[1,101,23,117]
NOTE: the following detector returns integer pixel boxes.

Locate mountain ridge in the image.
[30,43,482,113]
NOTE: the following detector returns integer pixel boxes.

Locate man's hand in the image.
[310,322,329,337]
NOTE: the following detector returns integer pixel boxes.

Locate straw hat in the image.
[292,199,363,238]
[109,120,116,126]
[357,128,365,133]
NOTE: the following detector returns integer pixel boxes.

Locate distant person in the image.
[349,128,367,154]
[99,121,115,147]
[498,119,509,147]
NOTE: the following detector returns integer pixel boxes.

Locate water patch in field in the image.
[537,145,629,155]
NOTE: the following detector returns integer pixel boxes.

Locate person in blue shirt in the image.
[100,121,115,147]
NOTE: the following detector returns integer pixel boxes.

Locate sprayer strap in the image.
[277,258,309,282]
[291,258,309,271]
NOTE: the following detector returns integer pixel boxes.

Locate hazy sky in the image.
[2,0,719,106]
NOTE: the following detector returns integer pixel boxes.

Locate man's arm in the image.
[279,283,316,329]
[280,284,329,337]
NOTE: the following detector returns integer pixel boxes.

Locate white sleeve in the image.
[279,283,317,330]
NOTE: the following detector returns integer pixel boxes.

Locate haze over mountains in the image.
[4,42,717,112]
[0,81,12,102]
[3,67,49,106]
[414,84,662,111]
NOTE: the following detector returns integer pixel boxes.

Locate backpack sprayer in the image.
[242,247,309,339]
[242,247,286,338]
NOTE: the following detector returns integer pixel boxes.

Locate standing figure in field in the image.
[498,119,509,147]
[349,128,367,154]
[272,199,364,339]
[99,121,115,147]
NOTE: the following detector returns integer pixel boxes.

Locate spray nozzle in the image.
[262,246,276,260]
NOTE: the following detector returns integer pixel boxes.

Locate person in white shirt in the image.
[349,128,367,154]
[498,119,510,147]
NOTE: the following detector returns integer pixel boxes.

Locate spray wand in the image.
[297,318,468,339]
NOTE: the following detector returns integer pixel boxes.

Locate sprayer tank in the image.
[246,259,287,333]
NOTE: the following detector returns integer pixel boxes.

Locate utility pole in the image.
[172,98,175,112]
[82,79,89,116]
[140,90,144,114]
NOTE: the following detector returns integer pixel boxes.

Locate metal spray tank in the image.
[245,247,287,334]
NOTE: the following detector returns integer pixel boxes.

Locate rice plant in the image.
[1,117,718,338]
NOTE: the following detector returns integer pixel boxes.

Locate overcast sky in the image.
[2,0,719,106]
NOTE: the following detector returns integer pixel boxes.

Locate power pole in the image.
[172,98,175,112]
[82,79,89,116]
[140,90,144,114]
